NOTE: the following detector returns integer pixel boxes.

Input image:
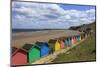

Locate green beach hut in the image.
[22,43,40,64]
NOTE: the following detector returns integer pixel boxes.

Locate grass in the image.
[52,34,96,63]
[78,22,96,31]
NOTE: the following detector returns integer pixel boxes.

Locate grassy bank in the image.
[52,34,96,63]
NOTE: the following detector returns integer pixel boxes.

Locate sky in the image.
[59,4,95,11]
[12,1,96,29]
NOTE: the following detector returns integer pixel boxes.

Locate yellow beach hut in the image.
[48,39,61,52]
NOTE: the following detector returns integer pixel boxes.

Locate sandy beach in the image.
[12,30,82,48]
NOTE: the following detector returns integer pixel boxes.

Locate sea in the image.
[12,29,66,33]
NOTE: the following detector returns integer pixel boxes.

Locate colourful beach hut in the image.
[85,33,88,38]
[72,36,77,45]
[75,36,77,43]
[64,37,72,46]
[22,44,40,63]
[80,33,85,40]
[76,35,81,42]
[11,47,28,65]
[77,35,81,42]
[48,39,61,52]
[35,42,50,57]
[59,38,65,49]
[80,34,83,40]
[83,33,86,39]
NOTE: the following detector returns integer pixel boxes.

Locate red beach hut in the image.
[11,47,27,66]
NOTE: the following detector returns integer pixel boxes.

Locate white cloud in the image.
[12,2,95,29]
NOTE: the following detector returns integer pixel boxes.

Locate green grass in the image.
[78,22,96,31]
[52,34,96,63]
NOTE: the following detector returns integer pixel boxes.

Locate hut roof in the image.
[12,47,18,54]
[36,42,49,47]
[22,43,40,52]
[48,39,57,44]
[36,42,44,45]
[12,47,27,56]
[22,44,34,51]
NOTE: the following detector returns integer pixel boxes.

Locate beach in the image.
[12,30,82,48]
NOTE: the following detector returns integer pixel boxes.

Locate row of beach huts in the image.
[11,31,87,66]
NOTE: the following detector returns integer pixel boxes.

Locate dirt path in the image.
[32,39,86,64]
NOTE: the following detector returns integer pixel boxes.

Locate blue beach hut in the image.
[64,37,72,46]
[69,37,72,45]
[76,35,80,42]
[36,42,50,57]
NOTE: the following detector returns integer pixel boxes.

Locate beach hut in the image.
[64,37,72,46]
[80,34,83,40]
[22,44,40,63]
[35,42,50,57]
[59,38,65,49]
[83,33,86,39]
[11,47,27,65]
[72,36,74,44]
[80,33,85,40]
[76,35,81,42]
[75,36,77,43]
[72,36,77,45]
[85,33,88,38]
[48,39,61,52]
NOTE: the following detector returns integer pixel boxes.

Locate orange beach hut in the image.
[58,38,65,49]
[72,36,77,45]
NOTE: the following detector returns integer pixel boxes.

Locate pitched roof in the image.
[22,44,34,51]
[36,41,49,47]
[48,39,57,44]
[36,42,44,45]
[12,47,18,54]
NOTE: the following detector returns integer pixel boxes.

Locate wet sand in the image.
[11,30,82,48]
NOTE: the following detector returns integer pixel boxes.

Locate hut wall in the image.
[64,40,68,47]
[69,37,72,45]
[75,36,77,43]
[12,50,27,65]
[48,43,55,53]
[40,44,49,57]
[28,47,40,63]
[55,41,61,51]
[65,37,72,46]
[60,40,65,49]
[72,37,76,45]
[77,35,80,42]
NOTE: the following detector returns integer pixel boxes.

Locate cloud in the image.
[12,2,96,29]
